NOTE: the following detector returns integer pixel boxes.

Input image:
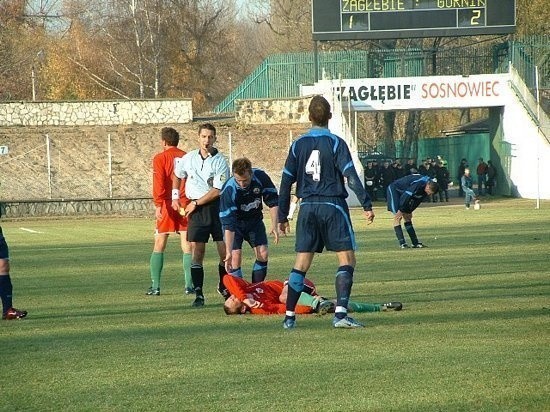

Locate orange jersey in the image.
[153,146,188,205]
[223,275,313,315]
[153,146,189,234]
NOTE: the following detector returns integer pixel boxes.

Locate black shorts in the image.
[187,199,223,243]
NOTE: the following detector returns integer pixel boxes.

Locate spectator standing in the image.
[486,160,497,195]
[364,161,379,201]
[436,161,450,202]
[404,158,417,175]
[476,158,488,196]
[379,161,395,201]
[147,127,193,296]
[172,123,230,307]
[277,95,375,329]
[393,159,407,180]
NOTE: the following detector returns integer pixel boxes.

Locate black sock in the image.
[0,275,13,315]
[191,264,204,295]
[404,221,419,245]
[218,264,226,289]
[394,225,406,245]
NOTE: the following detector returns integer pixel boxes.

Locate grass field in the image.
[1,197,549,411]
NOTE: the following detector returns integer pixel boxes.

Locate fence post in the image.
[46,134,52,199]
[108,133,113,198]
[228,131,233,167]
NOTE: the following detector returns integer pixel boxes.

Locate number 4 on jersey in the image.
[306,150,321,181]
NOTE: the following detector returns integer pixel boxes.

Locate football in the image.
[474,200,481,210]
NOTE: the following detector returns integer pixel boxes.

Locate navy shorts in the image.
[386,186,400,214]
[232,219,268,250]
[187,199,223,243]
[295,197,356,253]
[0,231,9,260]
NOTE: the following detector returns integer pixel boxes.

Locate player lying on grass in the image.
[222,274,402,315]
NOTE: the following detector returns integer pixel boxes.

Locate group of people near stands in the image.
[366,153,498,211]
[364,157,451,203]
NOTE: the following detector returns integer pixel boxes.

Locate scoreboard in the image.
[312,0,516,40]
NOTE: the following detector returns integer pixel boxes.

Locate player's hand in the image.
[155,206,162,220]
[393,210,404,225]
[364,210,375,225]
[278,221,290,236]
[270,226,280,244]
[171,200,180,212]
[223,253,233,273]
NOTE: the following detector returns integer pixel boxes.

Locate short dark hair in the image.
[308,95,331,126]
[198,123,216,135]
[161,127,179,146]
[427,180,440,193]
[232,157,252,176]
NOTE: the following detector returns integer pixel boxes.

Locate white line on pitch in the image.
[19,227,44,234]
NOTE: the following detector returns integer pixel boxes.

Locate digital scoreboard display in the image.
[312,0,516,40]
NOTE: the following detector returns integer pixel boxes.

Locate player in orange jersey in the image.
[222,274,402,315]
[222,274,325,315]
[146,127,193,296]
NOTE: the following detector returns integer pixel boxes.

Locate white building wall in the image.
[502,98,550,199]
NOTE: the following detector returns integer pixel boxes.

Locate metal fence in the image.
[214,36,550,114]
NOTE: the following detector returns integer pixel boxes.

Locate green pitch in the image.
[1,198,549,411]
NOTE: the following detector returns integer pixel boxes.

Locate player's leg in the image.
[283,252,314,329]
[0,231,26,320]
[229,248,243,278]
[189,241,206,306]
[388,187,408,248]
[228,227,245,279]
[209,201,229,300]
[215,239,230,299]
[403,213,423,248]
[179,231,193,294]
[283,201,322,328]
[251,245,268,283]
[148,233,168,295]
[249,222,269,283]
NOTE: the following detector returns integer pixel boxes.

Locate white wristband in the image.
[171,189,180,200]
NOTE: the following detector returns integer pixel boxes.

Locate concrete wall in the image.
[235,96,311,124]
[0,99,193,126]
[0,198,153,219]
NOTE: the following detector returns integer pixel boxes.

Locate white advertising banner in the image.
[304,73,511,111]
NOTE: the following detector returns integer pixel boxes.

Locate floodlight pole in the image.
[313,41,319,83]
[535,65,540,209]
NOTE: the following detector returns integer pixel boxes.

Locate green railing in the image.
[214,36,549,114]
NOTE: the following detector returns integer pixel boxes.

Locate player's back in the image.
[153,147,185,201]
[391,174,429,195]
[291,129,350,200]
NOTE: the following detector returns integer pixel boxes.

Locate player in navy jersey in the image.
[220,157,279,284]
[386,174,439,249]
[277,95,375,329]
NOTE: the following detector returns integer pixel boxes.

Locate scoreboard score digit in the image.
[312,0,516,40]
